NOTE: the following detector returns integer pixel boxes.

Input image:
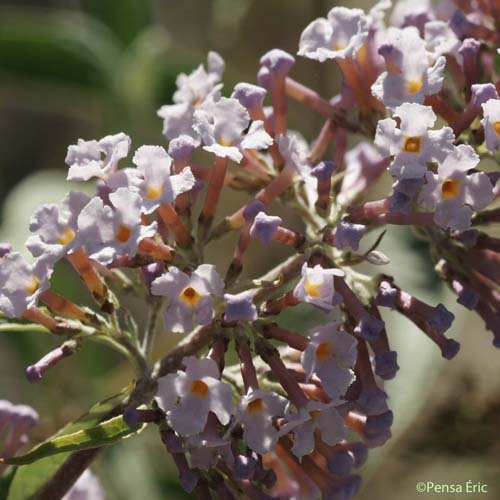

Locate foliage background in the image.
[0,0,499,498]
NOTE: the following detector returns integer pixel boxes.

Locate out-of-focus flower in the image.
[298,7,369,62]
[157,52,225,142]
[62,470,105,500]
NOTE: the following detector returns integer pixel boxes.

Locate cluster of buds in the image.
[3,0,500,498]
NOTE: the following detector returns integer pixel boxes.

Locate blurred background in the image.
[1,0,500,498]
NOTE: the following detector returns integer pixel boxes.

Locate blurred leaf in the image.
[6,415,143,466]
[118,26,170,107]
[0,466,17,498]
[7,383,133,499]
[0,11,120,89]
[81,0,151,47]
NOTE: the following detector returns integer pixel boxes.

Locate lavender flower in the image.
[156,356,233,437]
[151,264,224,333]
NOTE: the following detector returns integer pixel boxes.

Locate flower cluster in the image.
[2,0,500,498]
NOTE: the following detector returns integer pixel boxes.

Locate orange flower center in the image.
[146,185,163,199]
[407,78,423,94]
[403,136,421,154]
[309,410,321,423]
[190,379,209,397]
[247,398,265,414]
[25,276,40,295]
[219,136,234,147]
[304,279,321,298]
[441,178,461,199]
[179,286,201,306]
[115,224,132,243]
[493,121,500,137]
[315,341,331,362]
[57,228,75,246]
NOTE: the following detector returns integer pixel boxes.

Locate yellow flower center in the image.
[115,224,132,243]
[403,136,422,154]
[219,136,233,147]
[441,178,461,199]
[179,286,201,306]
[57,228,75,246]
[190,379,209,397]
[335,41,347,51]
[25,276,40,295]
[407,79,423,94]
[247,398,265,414]
[315,341,331,362]
[304,279,321,298]
[493,121,500,137]
[145,185,163,199]
[309,410,321,423]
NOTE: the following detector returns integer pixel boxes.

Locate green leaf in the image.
[0,466,17,498]
[0,11,120,89]
[5,415,143,466]
[81,0,151,46]
[7,383,133,500]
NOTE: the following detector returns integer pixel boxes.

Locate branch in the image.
[154,320,221,379]
[34,448,101,500]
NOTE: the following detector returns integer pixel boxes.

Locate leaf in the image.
[5,415,143,466]
[81,0,152,47]
[0,466,17,498]
[0,11,120,89]
[7,383,133,500]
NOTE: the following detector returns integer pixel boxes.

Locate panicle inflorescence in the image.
[4,0,500,498]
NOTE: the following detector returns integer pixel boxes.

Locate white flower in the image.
[66,133,131,181]
[193,97,272,163]
[424,20,462,64]
[156,357,233,437]
[230,389,287,454]
[62,470,104,500]
[375,103,454,179]
[372,27,446,109]
[298,7,369,62]
[132,145,195,213]
[25,191,90,263]
[77,188,157,265]
[280,401,347,460]
[151,264,224,333]
[157,52,225,142]
[301,321,357,402]
[481,98,500,152]
[0,253,51,318]
[294,263,344,311]
[419,145,495,231]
